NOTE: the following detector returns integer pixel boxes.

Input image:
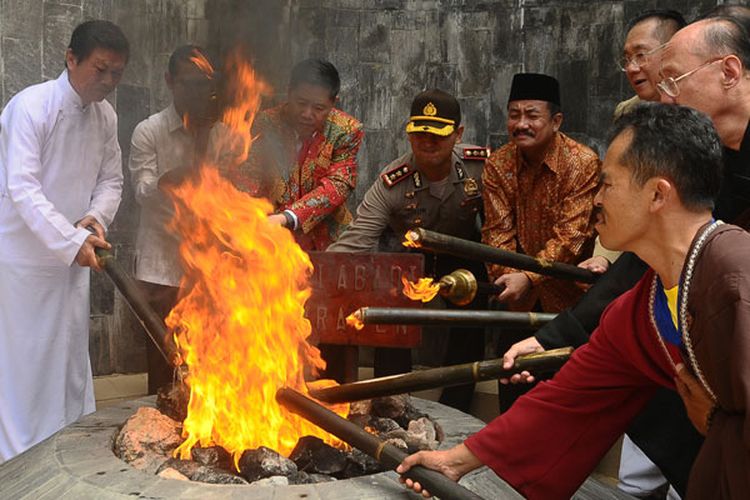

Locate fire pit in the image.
[0,396,634,499]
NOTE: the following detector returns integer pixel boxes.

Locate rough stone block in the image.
[558,59,589,133]
[523,11,561,74]
[389,29,426,98]
[359,10,391,63]
[423,9,442,63]
[1,0,43,39]
[490,8,521,61]
[331,8,360,28]
[358,64,392,129]
[83,0,114,20]
[424,63,458,95]
[89,315,113,375]
[439,9,460,62]
[42,3,82,80]
[590,22,624,97]
[2,36,42,103]
[459,95,491,147]
[117,83,152,158]
[91,266,116,318]
[113,285,149,374]
[325,26,359,77]
[391,9,425,31]
[291,7,327,58]
[457,28,492,97]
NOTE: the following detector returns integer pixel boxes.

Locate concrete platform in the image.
[0,396,635,499]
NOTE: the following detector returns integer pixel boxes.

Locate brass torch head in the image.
[437,268,478,306]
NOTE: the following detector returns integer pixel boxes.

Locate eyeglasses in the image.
[656,57,726,98]
[618,44,666,72]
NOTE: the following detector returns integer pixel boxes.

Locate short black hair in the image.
[699,16,750,71]
[289,59,341,99]
[608,103,722,212]
[68,20,130,63]
[626,9,687,43]
[168,44,213,77]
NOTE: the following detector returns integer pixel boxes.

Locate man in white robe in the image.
[0,20,129,463]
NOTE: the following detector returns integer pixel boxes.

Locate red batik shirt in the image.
[236,105,364,251]
[482,132,600,312]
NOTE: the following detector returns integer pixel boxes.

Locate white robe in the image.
[0,71,123,462]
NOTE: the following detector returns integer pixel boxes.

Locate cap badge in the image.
[423,102,437,116]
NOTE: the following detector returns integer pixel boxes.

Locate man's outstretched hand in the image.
[396,444,483,498]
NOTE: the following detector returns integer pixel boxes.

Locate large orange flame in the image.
[163,52,347,467]
[401,275,442,302]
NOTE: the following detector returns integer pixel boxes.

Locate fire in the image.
[189,51,215,77]
[346,310,365,330]
[402,230,421,248]
[164,52,347,466]
[401,275,442,302]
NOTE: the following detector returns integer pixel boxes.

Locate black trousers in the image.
[138,280,179,395]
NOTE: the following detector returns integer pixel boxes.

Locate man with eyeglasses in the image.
[129,45,221,395]
[659,16,750,228]
[615,10,686,119]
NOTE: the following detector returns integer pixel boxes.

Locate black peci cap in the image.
[508,73,561,106]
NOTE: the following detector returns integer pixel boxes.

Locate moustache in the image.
[512,130,534,138]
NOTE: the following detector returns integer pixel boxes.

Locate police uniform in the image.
[329,144,487,253]
[329,143,490,412]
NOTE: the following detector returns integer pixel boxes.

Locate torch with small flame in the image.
[402,269,504,306]
[346,268,504,330]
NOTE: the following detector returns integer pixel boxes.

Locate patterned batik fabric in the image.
[482,132,601,312]
[235,105,364,251]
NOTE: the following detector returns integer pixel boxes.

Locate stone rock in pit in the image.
[252,475,290,486]
[157,467,189,481]
[156,381,190,422]
[157,458,248,485]
[342,448,385,478]
[310,473,338,482]
[405,417,439,452]
[370,417,402,435]
[347,399,372,427]
[238,446,298,482]
[114,407,182,474]
[191,445,233,470]
[290,436,349,477]
[383,427,409,442]
[288,470,338,484]
[371,394,409,420]
[384,437,408,452]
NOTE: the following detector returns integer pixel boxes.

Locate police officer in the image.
[329,89,488,412]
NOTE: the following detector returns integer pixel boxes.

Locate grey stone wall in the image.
[219,0,719,202]
[0,0,723,375]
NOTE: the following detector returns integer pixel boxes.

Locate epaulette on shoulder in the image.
[381,163,413,187]
[461,147,490,160]
[462,147,491,160]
